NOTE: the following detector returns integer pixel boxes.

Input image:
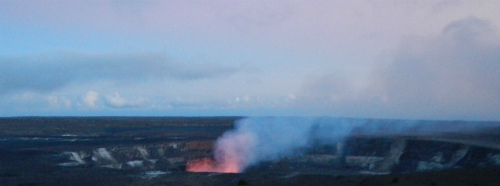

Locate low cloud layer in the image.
[0,53,242,95]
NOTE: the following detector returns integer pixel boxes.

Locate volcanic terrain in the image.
[0,117,499,186]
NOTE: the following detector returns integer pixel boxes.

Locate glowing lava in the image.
[186,123,256,173]
[186,158,239,173]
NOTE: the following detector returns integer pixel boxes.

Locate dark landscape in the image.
[0,117,499,186]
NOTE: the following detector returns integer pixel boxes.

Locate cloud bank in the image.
[378,17,500,119]
[0,53,242,95]
[299,17,500,120]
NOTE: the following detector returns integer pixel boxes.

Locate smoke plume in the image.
[187,117,499,173]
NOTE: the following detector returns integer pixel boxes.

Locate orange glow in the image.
[186,158,240,173]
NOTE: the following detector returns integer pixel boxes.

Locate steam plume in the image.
[187,117,499,173]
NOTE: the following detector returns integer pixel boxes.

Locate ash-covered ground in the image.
[0,117,499,186]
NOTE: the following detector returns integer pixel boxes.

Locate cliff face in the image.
[55,137,500,174]
[57,141,214,171]
[341,138,500,174]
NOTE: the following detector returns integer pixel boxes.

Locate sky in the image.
[1,0,499,121]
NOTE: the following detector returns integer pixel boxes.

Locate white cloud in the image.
[47,96,72,109]
[84,91,99,108]
[105,92,148,108]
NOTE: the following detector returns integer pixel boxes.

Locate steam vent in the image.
[1,117,499,186]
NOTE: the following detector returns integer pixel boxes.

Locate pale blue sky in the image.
[1,0,499,120]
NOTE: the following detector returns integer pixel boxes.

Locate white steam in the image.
[210,117,499,172]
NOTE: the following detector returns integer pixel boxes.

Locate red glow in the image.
[186,158,240,173]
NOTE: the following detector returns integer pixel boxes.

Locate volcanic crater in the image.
[0,117,499,186]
